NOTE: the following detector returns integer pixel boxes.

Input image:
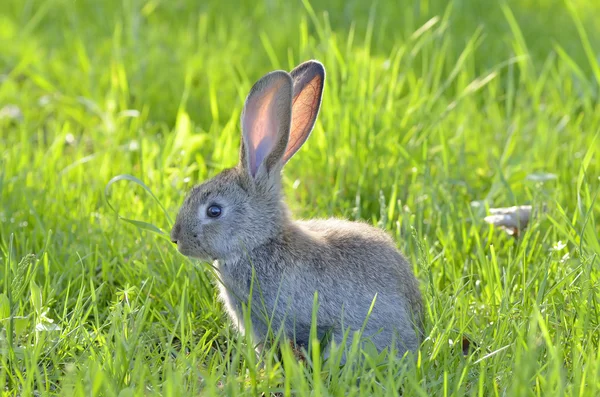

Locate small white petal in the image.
[526,173,557,182]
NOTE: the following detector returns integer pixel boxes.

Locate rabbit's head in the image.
[171,61,325,261]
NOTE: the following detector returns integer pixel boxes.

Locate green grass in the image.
[1,0,600,395]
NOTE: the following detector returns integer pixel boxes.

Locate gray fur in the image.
[171,60,423,361]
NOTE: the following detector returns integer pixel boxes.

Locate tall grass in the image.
[1,0,599,395]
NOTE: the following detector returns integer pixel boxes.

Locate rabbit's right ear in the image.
[283,60,325,164]
[240,71,293,179]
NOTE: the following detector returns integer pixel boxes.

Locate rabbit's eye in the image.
[206,205,222,218]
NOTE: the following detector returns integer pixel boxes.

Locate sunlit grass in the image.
[1,0,599,395]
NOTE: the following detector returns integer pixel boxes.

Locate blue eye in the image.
[206,205,222,218]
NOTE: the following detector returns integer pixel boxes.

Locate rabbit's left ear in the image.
[283,60,325,164]
[240,71,293,179]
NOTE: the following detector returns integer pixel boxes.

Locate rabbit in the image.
[170,60,423,362]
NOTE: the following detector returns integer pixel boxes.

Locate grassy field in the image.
[1,0,600,395]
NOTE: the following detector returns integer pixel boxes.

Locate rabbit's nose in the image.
[170,223,181,244]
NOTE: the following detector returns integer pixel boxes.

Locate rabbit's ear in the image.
[283,60,325,164]
[240,71,293,179]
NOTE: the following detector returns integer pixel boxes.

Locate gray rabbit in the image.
[171,60,423,361]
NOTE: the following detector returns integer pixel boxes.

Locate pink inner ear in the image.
[242,82,283,177]
[284,74,323,163]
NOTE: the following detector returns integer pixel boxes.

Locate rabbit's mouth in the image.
[171,224,211,260]
[174,241,207,260]
[175,245,192,257]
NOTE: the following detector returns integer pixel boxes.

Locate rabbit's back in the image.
[296,219,422,316]
[297,219,417,286]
